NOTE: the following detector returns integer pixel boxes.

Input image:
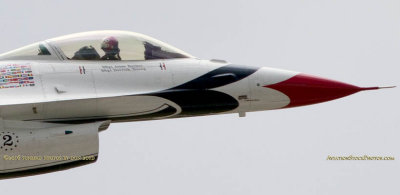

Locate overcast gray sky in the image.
[0,0,399,194]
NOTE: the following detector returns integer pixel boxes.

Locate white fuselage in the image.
[0,59,296,123]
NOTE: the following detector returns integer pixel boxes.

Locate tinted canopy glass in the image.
[48,31,193,61]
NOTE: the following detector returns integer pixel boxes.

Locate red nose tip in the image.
[264,73,379,108]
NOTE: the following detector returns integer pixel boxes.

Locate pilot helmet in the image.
[101,36,119,54]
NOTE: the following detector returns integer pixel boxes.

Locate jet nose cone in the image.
[264,73,370,108]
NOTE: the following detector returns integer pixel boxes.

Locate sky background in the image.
[0,0,399,194]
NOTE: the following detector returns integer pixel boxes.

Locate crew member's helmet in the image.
[101,36,119,54]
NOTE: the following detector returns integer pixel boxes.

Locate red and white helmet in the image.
[101,36,119,52]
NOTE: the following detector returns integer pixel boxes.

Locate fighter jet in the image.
[0,30,392,177]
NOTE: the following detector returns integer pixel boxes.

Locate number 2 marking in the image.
[3,135,13,146]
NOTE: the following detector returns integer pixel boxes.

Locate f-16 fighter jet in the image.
[0,31,393,178]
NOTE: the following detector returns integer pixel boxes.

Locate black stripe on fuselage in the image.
[171,64,259,90]
[151,64,259,116]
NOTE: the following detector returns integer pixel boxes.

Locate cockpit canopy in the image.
[0,31,193,61]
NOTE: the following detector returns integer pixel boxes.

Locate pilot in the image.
[100,36,121,60]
